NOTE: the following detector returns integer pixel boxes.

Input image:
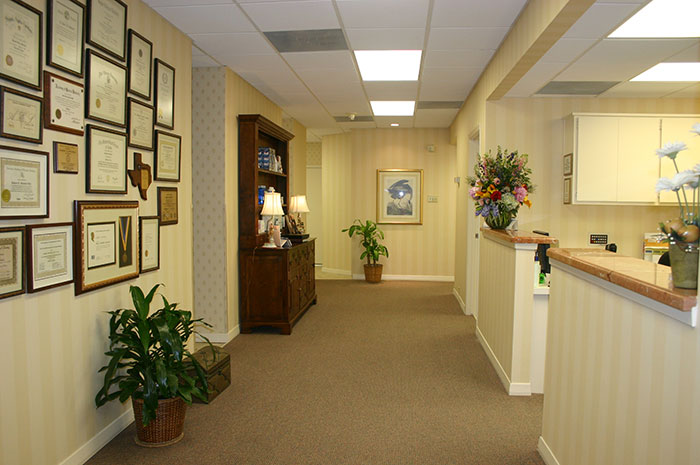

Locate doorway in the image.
[306,165,322,265]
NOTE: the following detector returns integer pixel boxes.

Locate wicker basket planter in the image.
[364,264,383,283]
[132,397,186,447]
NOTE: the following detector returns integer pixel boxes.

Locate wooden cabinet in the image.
[238,114,317,334]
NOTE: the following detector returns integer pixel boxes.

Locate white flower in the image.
[674,170,699,188]
[656,141,688,159]
[692,123,700,136]
[656,177,676,192]
[693,163,700,174]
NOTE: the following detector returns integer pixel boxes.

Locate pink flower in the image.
[494,178,500,185]
[469,186,479,199]
[479,199,484,206]
[514,185,527,202]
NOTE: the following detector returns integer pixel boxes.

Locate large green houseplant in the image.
[342,219,389,283]
[95,284,211,446]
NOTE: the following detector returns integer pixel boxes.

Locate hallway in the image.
[88,281,544,465]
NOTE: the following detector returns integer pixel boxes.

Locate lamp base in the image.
[285,233,309,244]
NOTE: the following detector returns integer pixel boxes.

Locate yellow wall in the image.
[0,1,193,464]
[321,133,352,274]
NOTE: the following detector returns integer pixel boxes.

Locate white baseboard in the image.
[352,274,455,282]
[476,326,531,396]
[197,324,239,345]
[321,267,352,276]
[59,408,133,465]
[452,288,468,315]
[537,436,561,465]
[508,383,532,396]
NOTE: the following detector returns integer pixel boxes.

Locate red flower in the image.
[491,191,502,201]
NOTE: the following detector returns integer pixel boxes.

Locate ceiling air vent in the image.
[334,115,374,123]
[536,81,620,96]
[416,101,462,110]
[265,29,348,53]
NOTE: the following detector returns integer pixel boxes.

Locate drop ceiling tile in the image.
[540,39,596,63]
[314,86,366,104]
[423,50,494,68]
[431,0,527,28]
[506,62,568,98]
[191,33,275,57]
[600,81,692,98]
[419,68,479,101]
[240,1,338,31]
[153,5,254,34]
[217,54,286,73]
[283,51,356,71]
[336,0,429,28]
[323,101,372,115]
[364,81,418,100]
[274,91,319,106]
[427,27,509,51]
[373,116,415,128]
[192,55,220,68]
[414,109,459,128]
[345,28,426,50]
[563,3,640,39]
[338,121,378,129]
[192,45,206,57]
[664,83,700,98]
[666,42,700,62]
[298,69,361,89]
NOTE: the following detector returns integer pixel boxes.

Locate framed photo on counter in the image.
[127,30,152,100]
[47,0,85,77]
[26,222,74,293]
[44,71,85,135]
[0,145,49,219]
[86,49,127,127]
[0,86,42,143]
[0,0,42,90]
[154,58,175,129]
[86,124,127,194]
[86,0,127,61]
[154,130,180,181]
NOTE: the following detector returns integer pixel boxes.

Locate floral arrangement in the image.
[467,146,533,228]
[656,123,700,243]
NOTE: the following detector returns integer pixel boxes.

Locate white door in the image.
[466,131,480,319]
[306,166,323,265]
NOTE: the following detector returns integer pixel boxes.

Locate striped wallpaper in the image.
[0,1,194,464]
[321,133,353,273]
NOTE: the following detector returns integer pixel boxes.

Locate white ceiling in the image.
[145,0,700,139]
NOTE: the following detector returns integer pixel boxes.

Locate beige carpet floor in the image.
[88,280,545,465]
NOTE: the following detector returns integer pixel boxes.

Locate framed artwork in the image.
[376,169,423,225]
[0,145,49,219]
[26,222,74,293]
[563,153,573,176]
[154,130,181,181]
[154,58,175,129]
[563,177,572,205]
[86,49,127,127]
[0,0,42,90]
[127,30,152,100]
[53,141,79,174]
[47,0,85,77]
[139,216,159,273]
[86,0,127,61]
[73,200,139,295]
[127,98,154,150]
[157,186,178,225]
[0,86,42,143]
[0,226,25,299]
[86,124,127,194]
[43,71,84,135]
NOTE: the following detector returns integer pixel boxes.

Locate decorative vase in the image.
[364,264,383,283]
[485,210,514,230]
[132,396,186,447]
[668,240,699,289]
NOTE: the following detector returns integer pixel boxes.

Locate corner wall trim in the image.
[537,436,561,465]
[352,274,454,282]
[59,408,134,465]
[197,324,240,345]
[476,326,531,396]
[452,288,468,315]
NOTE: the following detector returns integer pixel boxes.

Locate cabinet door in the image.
[617,117,660,203]
[660,117,700,204]
[575,116,619,202]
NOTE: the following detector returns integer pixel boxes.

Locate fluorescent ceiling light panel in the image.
[631,62,700,81]
[355,50,422,81]
[371,101,415,116]
[609,0,700,38]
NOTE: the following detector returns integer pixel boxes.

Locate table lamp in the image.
[261,188,284,248]
[286,195,310,243]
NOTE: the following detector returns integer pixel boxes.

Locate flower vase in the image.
[668,240,699,289]
[485,210,513,230]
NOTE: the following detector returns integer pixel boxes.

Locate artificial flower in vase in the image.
[467,146,533,230]
[656,122,700,289]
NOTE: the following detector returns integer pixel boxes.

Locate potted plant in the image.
[95,284,212,446]
[342,219,389,283]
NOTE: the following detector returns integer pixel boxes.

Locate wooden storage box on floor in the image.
[188,346,231,403]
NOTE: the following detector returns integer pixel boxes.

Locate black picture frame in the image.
[47,0,85,77]
[86,124,127,194]
[157,186,178,225]
[86,0,127,61]
[154,58,175,129]
[0,0,42,90]
[139,215,160,273]
[85,49,127,127]
[127,98,154,150]
[0,145,49,219]
[0,86,43,144]
[154,130,181,182]
[127,29,152,100]
[26,222,74,293]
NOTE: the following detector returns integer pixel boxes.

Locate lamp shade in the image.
[261,191,284,216]
[289,195,310,213]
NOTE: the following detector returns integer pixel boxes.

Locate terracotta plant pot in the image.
[364,264,383,283]
[132,396,186,447]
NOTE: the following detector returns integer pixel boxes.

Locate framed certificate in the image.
[0,226,25,299]
[0,86,42,143]
[154,58,175,129]
[128,30,152,100]
[157,186,178,225]
[26,222,74,293]
[563,153,573,176]
[128,98,154,150]
[0,145,49,219]
[47,0,85,77]
[86,124,127,194]
[0,0,42,90]
[139,216,159,273]
[74,200,139,295]
[44,71,84,135]
[154,130,181,182]
[87,0,127,61]
[86,49,127,127]
[53,141,79,174]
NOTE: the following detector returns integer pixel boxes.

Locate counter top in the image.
[547,248,697,311]
[482,228,559,245]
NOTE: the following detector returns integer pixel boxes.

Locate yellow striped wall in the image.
[0,1,193,464]
[542,265,700,465]
[321,133,352,273]
[283,117,307,197]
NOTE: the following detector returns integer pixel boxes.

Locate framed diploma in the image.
[128,98,154,150]
[154,58,175,129]
[0,86,42,143]
[44,71,84,135]
[74,200,139,295]
[139,216,159,273]
[128,30,152,100]
[157,186,178,225]
[87,0,127,61]
[47,0,85,77]
[0,0,42,90]
[86,49,127,127]
[154,130,181,182]
[0,145,49,219]
[86,124,127,194]
[26,222,74,293]
[53,141,79,174]
[0,226,25,299]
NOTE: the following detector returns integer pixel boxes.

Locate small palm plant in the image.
[342,219,389,282]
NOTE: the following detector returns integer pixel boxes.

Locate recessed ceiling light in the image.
[391,123,399,127]
[631,62,700,81]
[609,0,700,38]
[370,101,415,116]
[355,50,422,81]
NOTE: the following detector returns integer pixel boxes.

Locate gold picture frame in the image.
[376,169,423,225]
